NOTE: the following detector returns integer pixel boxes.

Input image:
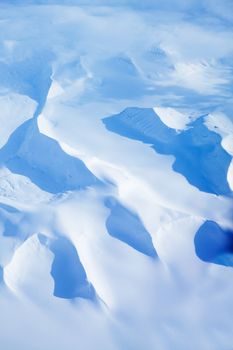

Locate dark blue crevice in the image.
[194,221,233,266]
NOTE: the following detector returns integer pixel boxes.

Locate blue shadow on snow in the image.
[194,220,233,266]
[0,119,100,194]
[49,237,95,300]
[0,52,53,114]
[105,197,157,258]
[0,204,21,237]
[103,107,231,195]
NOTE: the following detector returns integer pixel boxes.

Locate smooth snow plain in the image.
[0,1,233,349]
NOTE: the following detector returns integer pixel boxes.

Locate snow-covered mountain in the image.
[0,1,233,349]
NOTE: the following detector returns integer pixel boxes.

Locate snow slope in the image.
[0,1,233,350]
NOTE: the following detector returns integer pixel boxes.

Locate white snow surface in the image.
[0,2,233,350]
[0,94,36,149]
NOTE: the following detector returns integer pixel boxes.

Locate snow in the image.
[0,93,36,149]
[0,1,232,350]
[153,106,191,131]
[4,233,54,299]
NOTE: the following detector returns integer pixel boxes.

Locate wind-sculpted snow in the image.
[0,1,233,350]
[94,56,148,100]
[103,107,232,195]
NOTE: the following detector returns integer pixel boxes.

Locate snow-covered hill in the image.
[0,1,233,349]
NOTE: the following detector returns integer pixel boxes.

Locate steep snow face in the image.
[0,2,233,350]
[6,119,100,194]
